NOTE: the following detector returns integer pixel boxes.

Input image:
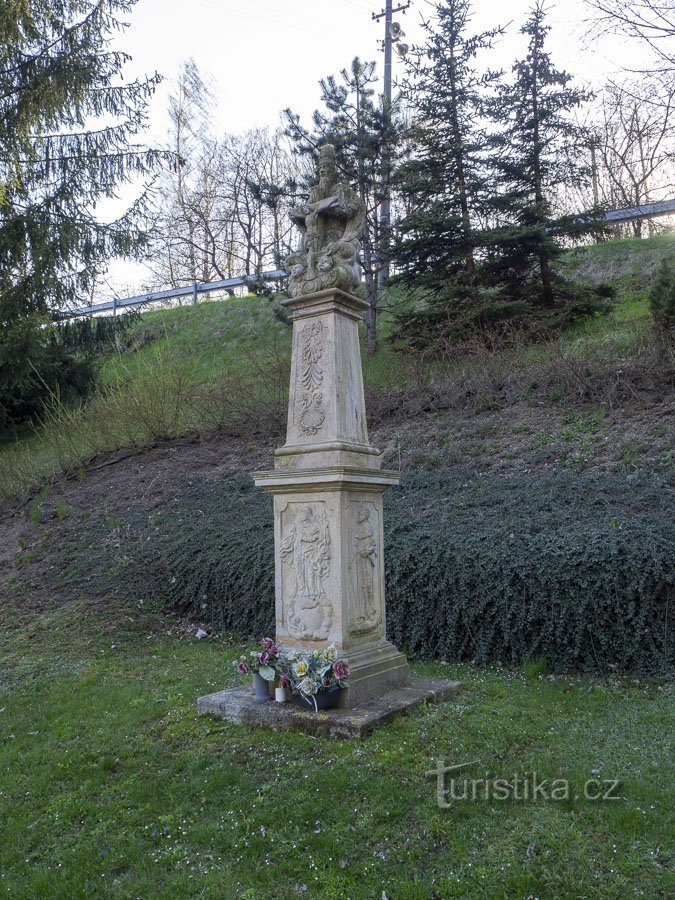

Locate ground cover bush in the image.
[132,469,673,675]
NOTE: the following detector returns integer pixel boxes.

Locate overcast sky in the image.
[120,0,632,141]
[103,0,639,295]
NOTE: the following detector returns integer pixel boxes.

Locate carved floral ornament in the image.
[296,320,326,435]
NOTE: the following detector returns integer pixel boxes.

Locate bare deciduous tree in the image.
[584,1,675,72]
[590,75,675,235]
[148,62,297,291]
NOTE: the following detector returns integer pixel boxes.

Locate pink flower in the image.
[280,672,290,688]
[260,637,275,651]
[259,651,270,665]
[237,659,251,675]
[333,659,350,680]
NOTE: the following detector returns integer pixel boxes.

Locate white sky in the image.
[104,0,641,296]
[121,0,635,142]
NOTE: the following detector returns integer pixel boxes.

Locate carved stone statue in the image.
[280,504,332,640]
[349,503,381,635]
[285,144,365,298]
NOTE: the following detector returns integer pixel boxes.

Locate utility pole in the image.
[372,0,410,294]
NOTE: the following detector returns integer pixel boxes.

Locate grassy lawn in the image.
[0,237,671,897]
[1,600,671,898]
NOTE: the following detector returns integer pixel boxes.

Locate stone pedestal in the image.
[253,288,410,707]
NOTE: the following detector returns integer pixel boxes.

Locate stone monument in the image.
[197,145,460,735]
[253,144,410,706]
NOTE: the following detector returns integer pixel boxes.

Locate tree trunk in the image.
[530,58,555,308]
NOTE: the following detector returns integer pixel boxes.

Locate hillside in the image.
[1,234,673,635]
[0,236,672,896]
[1,235,673,505]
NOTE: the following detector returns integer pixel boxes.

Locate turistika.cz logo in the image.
[426,760,623,807]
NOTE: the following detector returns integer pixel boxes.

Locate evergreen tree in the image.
[284,58,399,353]
[486,2,607,321]
[649,257,675,332]
[390,0,503,347]
[0,0,164,427]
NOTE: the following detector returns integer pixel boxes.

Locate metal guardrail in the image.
[59,269,288,319]
[59,198,674,321]
[602,199,675,225]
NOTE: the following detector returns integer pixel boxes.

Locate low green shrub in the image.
[385,471,672,675]
[136,474,275,637]
[132,469,673,675]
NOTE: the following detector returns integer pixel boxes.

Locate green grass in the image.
[0,600,671,898]
[1,234,673,506]
[100,293,291,387]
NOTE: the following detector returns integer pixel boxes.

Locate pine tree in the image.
[390,0,503,347]
[284,58,399,353]
[485,2,606,321]
[0,0,164,426]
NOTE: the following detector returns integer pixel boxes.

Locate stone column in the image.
[253,287,410,707]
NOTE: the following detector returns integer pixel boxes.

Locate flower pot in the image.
[292,689,342,712]
[275,686,287,703]
[252,671,272,702]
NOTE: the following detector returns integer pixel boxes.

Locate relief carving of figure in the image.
[348,504,381,635]
[285,144,365,298]
[280,504,332,640]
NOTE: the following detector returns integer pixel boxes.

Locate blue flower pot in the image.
[252,672,272,702]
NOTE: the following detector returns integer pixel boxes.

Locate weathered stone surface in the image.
[272,289,379,469]
[253,282,411,705]
[249,482,396,649]
[337,639,410,708]
[197,676,462,739]
[285,145,365,298]
[244,145,411,711]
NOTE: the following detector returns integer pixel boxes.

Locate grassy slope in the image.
[1,233,673,504]
[0,600,671,899]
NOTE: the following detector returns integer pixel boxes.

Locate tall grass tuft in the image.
[0,348,203,504]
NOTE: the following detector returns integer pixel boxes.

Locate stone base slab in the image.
[338,640,410,707]
[197,676,461,739]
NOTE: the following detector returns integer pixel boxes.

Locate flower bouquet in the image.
[282,645,350,712]
[234,637,280,702]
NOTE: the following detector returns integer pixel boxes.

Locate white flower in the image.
[297,676,318,696]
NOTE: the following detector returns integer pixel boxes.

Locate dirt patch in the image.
[377,394,675,475]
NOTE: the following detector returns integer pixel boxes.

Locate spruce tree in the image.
[0,0,163,426]
[390,0,503,347]
[486,2,605,321]
[649,257,675,332]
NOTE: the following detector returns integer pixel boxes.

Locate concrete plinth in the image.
[197,676,462,739]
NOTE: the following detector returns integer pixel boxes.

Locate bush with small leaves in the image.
[131,469,673,675]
